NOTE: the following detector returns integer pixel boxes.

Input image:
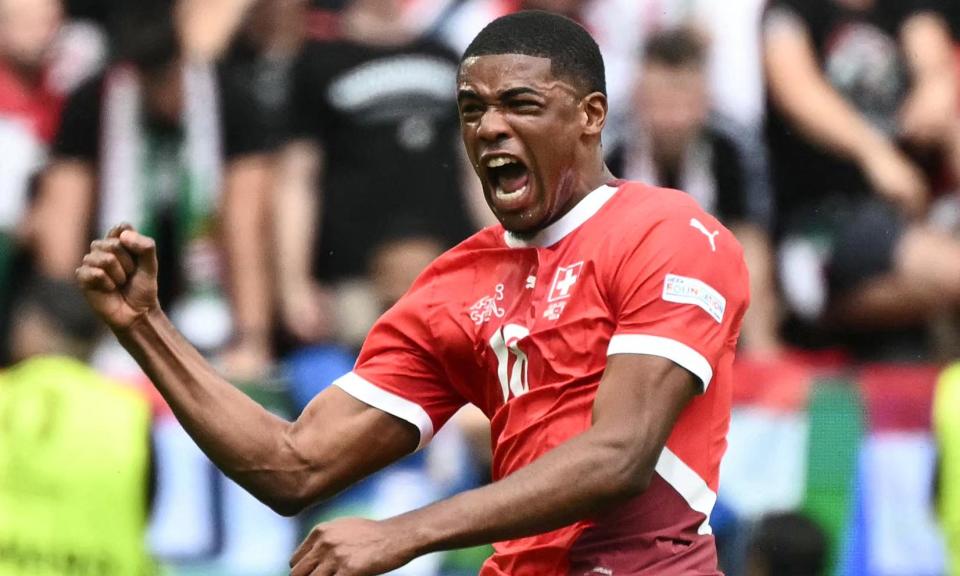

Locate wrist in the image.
[384,510,443,558]
[114,306,166,343]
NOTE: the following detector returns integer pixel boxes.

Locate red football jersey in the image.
[334,181,750,575]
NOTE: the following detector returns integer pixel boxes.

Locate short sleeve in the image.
[333,291,466,450]
[606,214,750,392]
[51,75,104,161]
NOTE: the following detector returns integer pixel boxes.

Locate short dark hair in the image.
[749,512,828,576]
[14,277,102,343]
[461,10,606,96]
[642,27,707,69]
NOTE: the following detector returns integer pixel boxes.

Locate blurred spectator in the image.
[611,27,781,355]
[936,363,960,576]
[745,512,828,576]
[30,3,280,374]
[763,0,960,351]
[275,0,489,348]
[0,278,152,574]
[0,0,63,365]
[0,0,103,364]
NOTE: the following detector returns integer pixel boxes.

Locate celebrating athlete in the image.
[77,11,749,575]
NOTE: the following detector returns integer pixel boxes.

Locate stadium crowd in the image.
[1,0,959,574]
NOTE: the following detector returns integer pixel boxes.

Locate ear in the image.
[581,91,608,136]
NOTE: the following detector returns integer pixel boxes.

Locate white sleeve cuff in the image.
[332,372,435,450]
[607,334,713,391]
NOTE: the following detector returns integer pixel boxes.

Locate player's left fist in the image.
[289,517,416,576]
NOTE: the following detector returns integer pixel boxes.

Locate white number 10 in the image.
[489,324,531,402]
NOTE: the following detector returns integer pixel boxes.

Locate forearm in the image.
[764,13,891,165]
[275,143,321,291]
[33,161,95,278]
[223,157,274,343]
[116,308,304,509]
[393,428,648,554]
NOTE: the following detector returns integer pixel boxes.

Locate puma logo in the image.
[689,218,719,252]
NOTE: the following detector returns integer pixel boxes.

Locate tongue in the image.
[498,165,529,193]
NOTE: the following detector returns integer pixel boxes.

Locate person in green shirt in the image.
[0,278,153,576]
[936,363,960,576]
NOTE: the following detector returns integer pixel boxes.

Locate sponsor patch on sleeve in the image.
[662,274,726,323]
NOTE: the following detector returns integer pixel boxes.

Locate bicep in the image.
[762,8,827,108]
[286,385,420,501]
[591,354,700,474]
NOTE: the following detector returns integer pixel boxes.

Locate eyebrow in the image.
[457,86,543,103]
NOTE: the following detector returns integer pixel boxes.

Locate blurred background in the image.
[0,0,959,574]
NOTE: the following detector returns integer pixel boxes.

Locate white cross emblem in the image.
[689,217,719,252]
[548,262,583,302]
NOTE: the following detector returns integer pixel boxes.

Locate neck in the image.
[1,56,44,89]
[562,155,616,215]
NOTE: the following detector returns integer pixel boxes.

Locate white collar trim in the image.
[503,183,619,249]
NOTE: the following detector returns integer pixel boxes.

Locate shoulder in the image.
[411,226,504,284]
[600,181,748,287]
[604,180,725,238]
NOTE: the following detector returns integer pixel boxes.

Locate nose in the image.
[477,107,510,142]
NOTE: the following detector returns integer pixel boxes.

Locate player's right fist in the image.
[76,223,160,332]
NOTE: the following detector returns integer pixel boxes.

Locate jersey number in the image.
[489,324,530,402]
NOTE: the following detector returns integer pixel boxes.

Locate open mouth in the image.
[485,155,531,208]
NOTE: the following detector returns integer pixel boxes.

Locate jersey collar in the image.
[503,183,620,249]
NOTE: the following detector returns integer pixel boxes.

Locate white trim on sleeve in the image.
[655,447,718,535]
[607,334,713,391]
[332,372,435,451]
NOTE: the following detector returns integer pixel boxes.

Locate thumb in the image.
[106,222,135,240]
[118,230,158,276]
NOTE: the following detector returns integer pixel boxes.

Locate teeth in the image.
[495,185,527,199]
[486,157,517,168]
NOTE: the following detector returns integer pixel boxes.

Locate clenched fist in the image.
[76,223,160,331]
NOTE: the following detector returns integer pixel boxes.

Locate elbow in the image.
[594,438,658,502]
[264,496,303,518]
[265,494,310,518]
[257,433,336,517]
[260,471,333,517]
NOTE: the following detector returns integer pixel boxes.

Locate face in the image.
[458,54,597,233]
[0,0,61,70]
[636,61,708,156]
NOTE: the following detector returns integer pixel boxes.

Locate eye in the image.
[509,100,542,114]
[460,102,484,121]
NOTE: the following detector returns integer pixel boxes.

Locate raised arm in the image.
[763,5,928,214]
[289,353,699,575]
[76,225,418,516]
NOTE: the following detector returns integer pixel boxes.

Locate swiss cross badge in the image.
[544,262,583,320]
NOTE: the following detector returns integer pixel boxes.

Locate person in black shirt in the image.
[275,0,491,346]
[32,4,279,367]
[763,0,960,344]
[610,27,781,355]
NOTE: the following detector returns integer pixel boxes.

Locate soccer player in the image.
[76,11,749,575]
